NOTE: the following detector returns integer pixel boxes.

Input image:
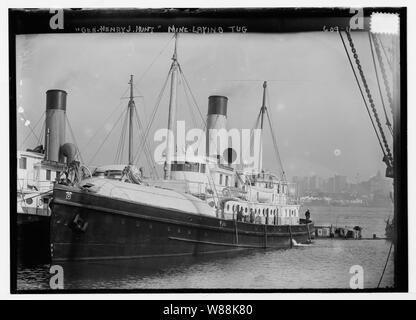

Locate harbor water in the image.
[17,206,394,290]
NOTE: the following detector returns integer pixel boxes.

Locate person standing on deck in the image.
[237,207,243,222]
[250,208,255,223]
[305,208,311,223]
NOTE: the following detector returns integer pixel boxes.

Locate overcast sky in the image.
[16,31,394,182]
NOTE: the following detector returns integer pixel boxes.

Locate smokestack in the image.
[45,89,67,162]
[206,95,228,159]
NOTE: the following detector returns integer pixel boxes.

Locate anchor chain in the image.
[371,33,394,117]
[345,30,393,168]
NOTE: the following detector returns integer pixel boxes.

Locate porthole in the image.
[25,198,33,205]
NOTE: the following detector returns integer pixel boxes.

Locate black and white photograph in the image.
[9,6,408,294]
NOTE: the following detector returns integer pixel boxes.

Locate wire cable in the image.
[377,241,394,288]
[88,108,128,166]
[338,31,388,160]
[368,33,393,136]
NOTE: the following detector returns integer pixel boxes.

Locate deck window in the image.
[46,170,51,181]
[219,174,223,185]
[225,175,229,186]
[171,162,202,172]
[19,157,27,169]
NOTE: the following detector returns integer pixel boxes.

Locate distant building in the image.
[334,175,347,193]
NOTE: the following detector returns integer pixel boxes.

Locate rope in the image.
[377,241,393,288]
[178,64,207,129]
[133,67,172,164]
[265,108,286,181]
[134,107,159,179]
[179,70,199,129]
[81,86,130,152]
[377,34,393,73]
[344,30,393,167]
[19,112,45,149]
[113,109,129,164]
[368,33,393,136]
[88,108,128,165]
[66,116,85,164]
[136,34,176,85]
[245,110,261,171]
[338,31,389,163]
[372,34,394,117]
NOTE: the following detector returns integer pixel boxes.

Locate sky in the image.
[15,31,395,182]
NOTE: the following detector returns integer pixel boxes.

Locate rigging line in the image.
[265,89,286,180]
[134,121,156,178]
[20,116,42,147]
[118,112,129,164]
[338,31,387,159]
[377,34,393,72]
[133,68,171,165]
[265,108,286,181]
[344,30,393,166]
[373,34,395,117]
[39,111,54,145]
[248,110,261,169]
[132,84,148,120]
[179,70,199,128]
[114,108,129,164]
[178,64,207,129]
[136,34,176,85]
[19,111,45,149]
[133,67,172,164]
[179,72,208,164]
[134,108,159,179]
[377,240,394,288]
[37,120,46,147]
[368,33,393,136]
[114,109,129,164]
[81,86,130,151]
[65,116,85,164]
[88,108,128,166]
[133,107,154,175]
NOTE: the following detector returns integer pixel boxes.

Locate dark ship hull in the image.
[50,184,314,262]
[17,214,51,264]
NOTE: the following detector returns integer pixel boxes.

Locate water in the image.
[17,206,394,290]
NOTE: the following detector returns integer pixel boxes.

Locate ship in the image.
[49,35,314,262]
[17,90,78,263]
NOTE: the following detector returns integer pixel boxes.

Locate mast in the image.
[258,81,267,173]
[128,75,135,165]
[165,33,179,179]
